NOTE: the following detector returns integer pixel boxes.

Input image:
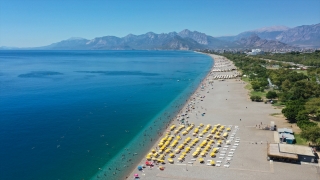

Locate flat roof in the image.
[279,133,295,140]
[279,144,315,156]
[268,144,298,159]
[278,128,293,134]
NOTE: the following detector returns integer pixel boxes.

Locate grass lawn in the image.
[241,77,267,98]
[294,133,308,145]
[294,70,308,75]
[251,90,267,97]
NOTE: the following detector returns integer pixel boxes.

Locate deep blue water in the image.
[0,50,212,180]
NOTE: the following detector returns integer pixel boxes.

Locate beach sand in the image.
[127,54,319,180]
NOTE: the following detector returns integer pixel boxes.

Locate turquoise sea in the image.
[0,50,212,180]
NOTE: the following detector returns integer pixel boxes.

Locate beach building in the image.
[277,128,295,144]
[267,143,317,163]
[247,49,264,55]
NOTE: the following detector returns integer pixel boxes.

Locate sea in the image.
[0,50,213,180]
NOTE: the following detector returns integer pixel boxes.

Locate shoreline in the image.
[122,53,215,179]
[126,53,220,179]
[91,52,213,180]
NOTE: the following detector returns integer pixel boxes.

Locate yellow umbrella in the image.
[210,152,216,157]
[169,153,175,157]
[168,158,174,163]
[199,158,204,163]
[210,160,215,165]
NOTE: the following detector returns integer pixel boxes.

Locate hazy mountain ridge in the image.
[216,23,320,47]
[34,30,228,50]
[235,34,292,50]
[276,24,320,47]
[3,23,319,50]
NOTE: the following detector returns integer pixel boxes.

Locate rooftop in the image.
[279,144,315,156]
[278,133,295,140]
[268,143,298,159]
[278,128,293,134]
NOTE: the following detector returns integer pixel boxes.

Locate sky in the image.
[0,0,319,47]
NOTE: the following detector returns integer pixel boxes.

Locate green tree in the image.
[251,81,260,91]
[266,91,277,99]
[305,98,320,120]
[281,100,305,123]
[301,126,320,146]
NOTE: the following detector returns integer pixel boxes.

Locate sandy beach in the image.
[128,54,319,180]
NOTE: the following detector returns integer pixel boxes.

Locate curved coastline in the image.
[91,52,214,180]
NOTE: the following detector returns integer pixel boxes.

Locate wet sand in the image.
[127,54,319,180]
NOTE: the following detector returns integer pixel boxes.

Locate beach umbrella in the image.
[134,174,139,178]
[137,166,143,171]
[151,149,156,153]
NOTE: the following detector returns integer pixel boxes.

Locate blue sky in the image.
[1,0,319,47]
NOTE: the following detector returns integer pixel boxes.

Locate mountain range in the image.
[2,23,319,50]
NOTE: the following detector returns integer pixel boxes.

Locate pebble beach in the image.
[127,54,319,180]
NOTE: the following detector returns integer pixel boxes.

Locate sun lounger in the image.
[224,146,229,148]
[229,152,234,154]
[216,164,221,167]
[220,154,225,156]
[217,160,222,163]
[234,143,239,146]
[230,149,235,151]
[228,154,233,157]
[224,165,230,168]
[219,157,224,159]
[220,151,226,154]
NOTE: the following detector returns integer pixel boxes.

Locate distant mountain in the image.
[216,26,290,41]
[216,24,320,48]
[178,29,236,48]
[235,34,293,50]
[35,30,234,50]
[4,23,319,50]
[39,37,89,50]
[276,23,320,47]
